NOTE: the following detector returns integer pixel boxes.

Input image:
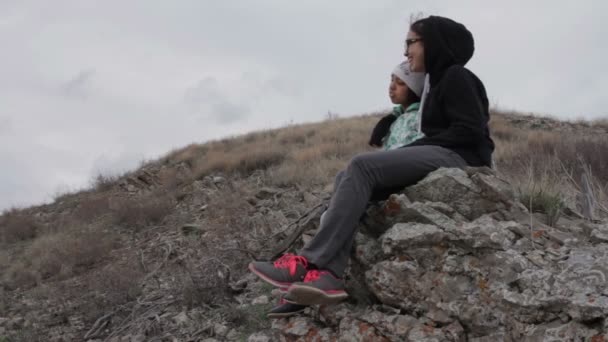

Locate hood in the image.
[414,16,475,85]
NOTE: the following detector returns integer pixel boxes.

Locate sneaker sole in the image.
[248,263,292,289]
[286,284,348,305]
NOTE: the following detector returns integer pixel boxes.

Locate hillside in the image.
[1,110,607,341]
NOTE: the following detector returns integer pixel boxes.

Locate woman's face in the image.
[405,30,425,73]
[388,75,409,105]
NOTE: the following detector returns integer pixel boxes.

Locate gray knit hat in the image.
[392,61,425,97]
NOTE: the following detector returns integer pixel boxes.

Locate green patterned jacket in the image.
[382,103,424,150]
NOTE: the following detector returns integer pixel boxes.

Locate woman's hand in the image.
[368,114,396,148]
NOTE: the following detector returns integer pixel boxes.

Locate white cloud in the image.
[1,0,607,210]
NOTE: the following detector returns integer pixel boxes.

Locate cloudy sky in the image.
[1,0,607,210]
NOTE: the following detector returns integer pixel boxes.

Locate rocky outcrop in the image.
[258,167,608,341]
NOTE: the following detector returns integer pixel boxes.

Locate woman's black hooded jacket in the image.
[405,16,495,167]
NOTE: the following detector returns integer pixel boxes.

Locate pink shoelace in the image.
[303,269,329,282]
[273,253,308,276]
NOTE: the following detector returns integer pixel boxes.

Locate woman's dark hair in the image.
[410,19,426,38]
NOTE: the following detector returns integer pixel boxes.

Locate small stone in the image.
[252,295,269,305]
[172,312,189,325]
[426,307,452,324]
[214,323,229,337]
[130,334,146,342]
[213,176,225,184]
[301,233,313,245]
[247,332,271,342]
[283,316,315,336]
[226,328,240,341]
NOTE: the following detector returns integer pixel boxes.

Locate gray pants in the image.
[299,145,467,277]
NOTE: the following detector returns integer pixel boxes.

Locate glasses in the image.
[405,38,423,48]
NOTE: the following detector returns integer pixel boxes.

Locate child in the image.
[370,60,426,150]
[264,61,426,318]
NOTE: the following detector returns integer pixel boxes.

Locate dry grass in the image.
[0,208,40,243]
[111,193,174,230]
[490,109,608,221]
[92,173,120,192]
[84,258,144,314]
[165,143,209,168]
[193,143,286,179]
[74,194,113,223]
[161,115,379,189]
[591,118,608,130]
[2,225,119,289]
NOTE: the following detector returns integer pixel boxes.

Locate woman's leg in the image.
[249,145,466,294]
[299,145,467,277]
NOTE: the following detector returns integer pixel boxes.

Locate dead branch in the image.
[268,201,327,260]
[84,310,117,339]
[580,169,596,221]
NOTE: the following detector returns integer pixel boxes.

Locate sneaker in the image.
[286,270,348,305]
[267,297,308,318]
[248,254,309,288]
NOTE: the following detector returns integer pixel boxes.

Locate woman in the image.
[249,15,495,308]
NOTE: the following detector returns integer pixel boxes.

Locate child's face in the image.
[388,75,409,105]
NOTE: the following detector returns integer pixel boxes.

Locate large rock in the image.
[403,167,515,220]
[263,168,608,341]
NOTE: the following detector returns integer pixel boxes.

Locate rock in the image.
[229,278,248,293]
[301,233,314,245]
[590,223,608,243]
[172,312,189,325]
[468,332,507,342]
[443,321,466,341]
[129,334,146,342]
[407,323,453,342]
[404,167,510,220]
[357,309,418,339]
[212,176,225,184]
[380,223,447,254]
[274,316,311,336]
[425,201,468,221]
[338,317,390,341]
[515,320,600,341]
[366,260,427,312]
[252,295,269,305]
[318,304,355,326]
[273,316,335,340]
[226,328,240,341]
[447,215,518,250]
[247,332,272,342]
[249,168,608,339]
[354,232,383,267]
[214,323,229,337]
[361,194,412,236]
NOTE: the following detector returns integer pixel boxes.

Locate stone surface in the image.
[252,295,269,305]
